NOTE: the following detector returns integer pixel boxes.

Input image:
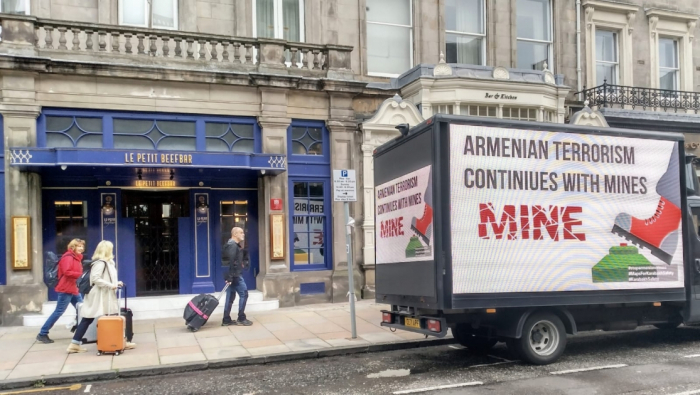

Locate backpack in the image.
[78,260,106,295]
[44,251,61,289]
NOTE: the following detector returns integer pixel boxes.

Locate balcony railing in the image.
[580,82,700,114]
[0,14,353,74]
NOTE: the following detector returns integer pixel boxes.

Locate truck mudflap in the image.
[380,309,448,338]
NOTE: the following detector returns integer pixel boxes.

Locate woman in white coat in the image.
[67,240,136,353]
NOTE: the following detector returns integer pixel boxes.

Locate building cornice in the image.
[582,0,639,14]
[645,8,699,23]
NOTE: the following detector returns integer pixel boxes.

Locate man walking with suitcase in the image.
[222,227,253,326]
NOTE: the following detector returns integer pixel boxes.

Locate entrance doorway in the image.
[122,191,189,296]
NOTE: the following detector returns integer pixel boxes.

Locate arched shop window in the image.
[38,109,260,152]
[287,120,332,271]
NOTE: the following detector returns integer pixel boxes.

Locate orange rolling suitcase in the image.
[96,315,126,356]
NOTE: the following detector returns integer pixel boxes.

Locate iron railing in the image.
[579,82,700,114]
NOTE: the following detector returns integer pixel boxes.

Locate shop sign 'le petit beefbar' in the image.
[124,152,193,164]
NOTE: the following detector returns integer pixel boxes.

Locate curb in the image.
[0,337,456,391]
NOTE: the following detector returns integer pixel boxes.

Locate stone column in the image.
[257,88,294,306]
[360,141,376,299]
[0,73,41,325]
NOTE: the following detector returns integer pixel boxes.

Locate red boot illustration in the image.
[611,144,681,264]
[411,172,433,245]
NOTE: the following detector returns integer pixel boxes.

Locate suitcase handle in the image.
[119,284,127,311]
[217,283,230,301]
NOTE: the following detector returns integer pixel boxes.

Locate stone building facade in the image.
[0,0,580,326]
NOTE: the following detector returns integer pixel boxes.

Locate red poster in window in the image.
[270,198,283,211]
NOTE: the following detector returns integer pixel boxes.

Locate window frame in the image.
[252,0,306,42]
[0,0,29,15]
[595,29,619,85]
[444,0,486,65]
[516,0,553,71]
[658,36,679,91]
[118,0,179,30]
[366,0,414,77]
[288,178,332,271]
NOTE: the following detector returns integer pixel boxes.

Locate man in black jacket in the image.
[222,227,253,326]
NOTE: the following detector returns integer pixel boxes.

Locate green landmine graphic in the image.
[405,236,423,258]
[592,245,655,283]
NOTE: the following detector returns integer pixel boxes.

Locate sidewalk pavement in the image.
[0,300,453,390]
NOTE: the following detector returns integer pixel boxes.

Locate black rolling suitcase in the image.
[184,284,229,332]
[118,285,134,342]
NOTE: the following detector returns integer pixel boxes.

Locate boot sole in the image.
[611,224,673,264]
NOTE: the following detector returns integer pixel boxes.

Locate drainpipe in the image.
[576,0,582,100]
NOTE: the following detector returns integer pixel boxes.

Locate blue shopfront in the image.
[9,109,289,299]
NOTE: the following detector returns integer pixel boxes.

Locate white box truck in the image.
[374,115,700,364]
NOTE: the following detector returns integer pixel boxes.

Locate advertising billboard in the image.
[450,124,684,294]
[375,165,434,264]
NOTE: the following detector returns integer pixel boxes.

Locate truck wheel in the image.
[454,324,498,354]
[517,312,567,365]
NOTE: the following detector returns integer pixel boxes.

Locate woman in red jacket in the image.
[36,239,86,344]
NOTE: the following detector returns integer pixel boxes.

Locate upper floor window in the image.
[255,0,304,42]
[445,0,485,65]
[596,30,618,85]
[119,0,178,30]
[1,0,28,14]
[366,0,413,76]
[659,37,679,91]
[516,0,551,70]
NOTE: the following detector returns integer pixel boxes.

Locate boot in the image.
[611,144,681,264]
[411,172,434,245]
[36,334,54,344]
[66,343,87,354]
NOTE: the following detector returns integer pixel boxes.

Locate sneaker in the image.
[66,343,87,354]
[36,334,54,344]
[234,319,253,326]
[125,342,137,350]
[221,320,233,327]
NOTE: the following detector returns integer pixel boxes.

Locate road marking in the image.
[470,361,515,369]
[393,382,483,394]
[83,385,91,393]
[668,389,700,395]
[550,364,627,375]
[684,354,700,358]
[0,384,81,394]
[448,345,464,350]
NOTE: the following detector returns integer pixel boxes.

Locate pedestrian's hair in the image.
[67,238,85,251]
[92,240,115,262]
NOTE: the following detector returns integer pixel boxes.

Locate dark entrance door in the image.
[122,191,189,296]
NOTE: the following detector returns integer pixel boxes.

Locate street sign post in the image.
[333,169,357,339]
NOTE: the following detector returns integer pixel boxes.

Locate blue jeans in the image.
[39,292,82,336]
[223,277,248,322]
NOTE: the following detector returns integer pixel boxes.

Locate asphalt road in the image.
[10,325,700,395]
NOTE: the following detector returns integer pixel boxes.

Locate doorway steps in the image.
[22,290,278,327]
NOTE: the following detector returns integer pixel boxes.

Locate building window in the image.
[45,116,103,149]
[434,104,454,115]
[113,119,196,151]
[503,107,538,121]
[659,37,679,91]
[119,0,178,30]
[290,125,324,156]
[291,181,327,269]
[1,0,28,14]
[54,201,88,255]
[596,30,618,85]
[461,104,497,117]
[445,0,485,65]
[366,0,413,76]
[205,123,255,153]
[516,0,551,70]
[255,0,304,42]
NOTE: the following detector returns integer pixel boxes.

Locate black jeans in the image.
[223,277,248,322]
[72,317,95,344]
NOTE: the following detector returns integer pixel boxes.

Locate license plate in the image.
[405,317,420,329]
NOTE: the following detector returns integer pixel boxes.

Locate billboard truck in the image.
[374,115,700,364]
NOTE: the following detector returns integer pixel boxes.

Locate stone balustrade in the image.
[0,14,353,75]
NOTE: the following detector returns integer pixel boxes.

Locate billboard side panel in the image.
[450,124,685,294]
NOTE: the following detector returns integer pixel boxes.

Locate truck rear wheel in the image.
[516,312,567,365]
[453,324,498,354]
